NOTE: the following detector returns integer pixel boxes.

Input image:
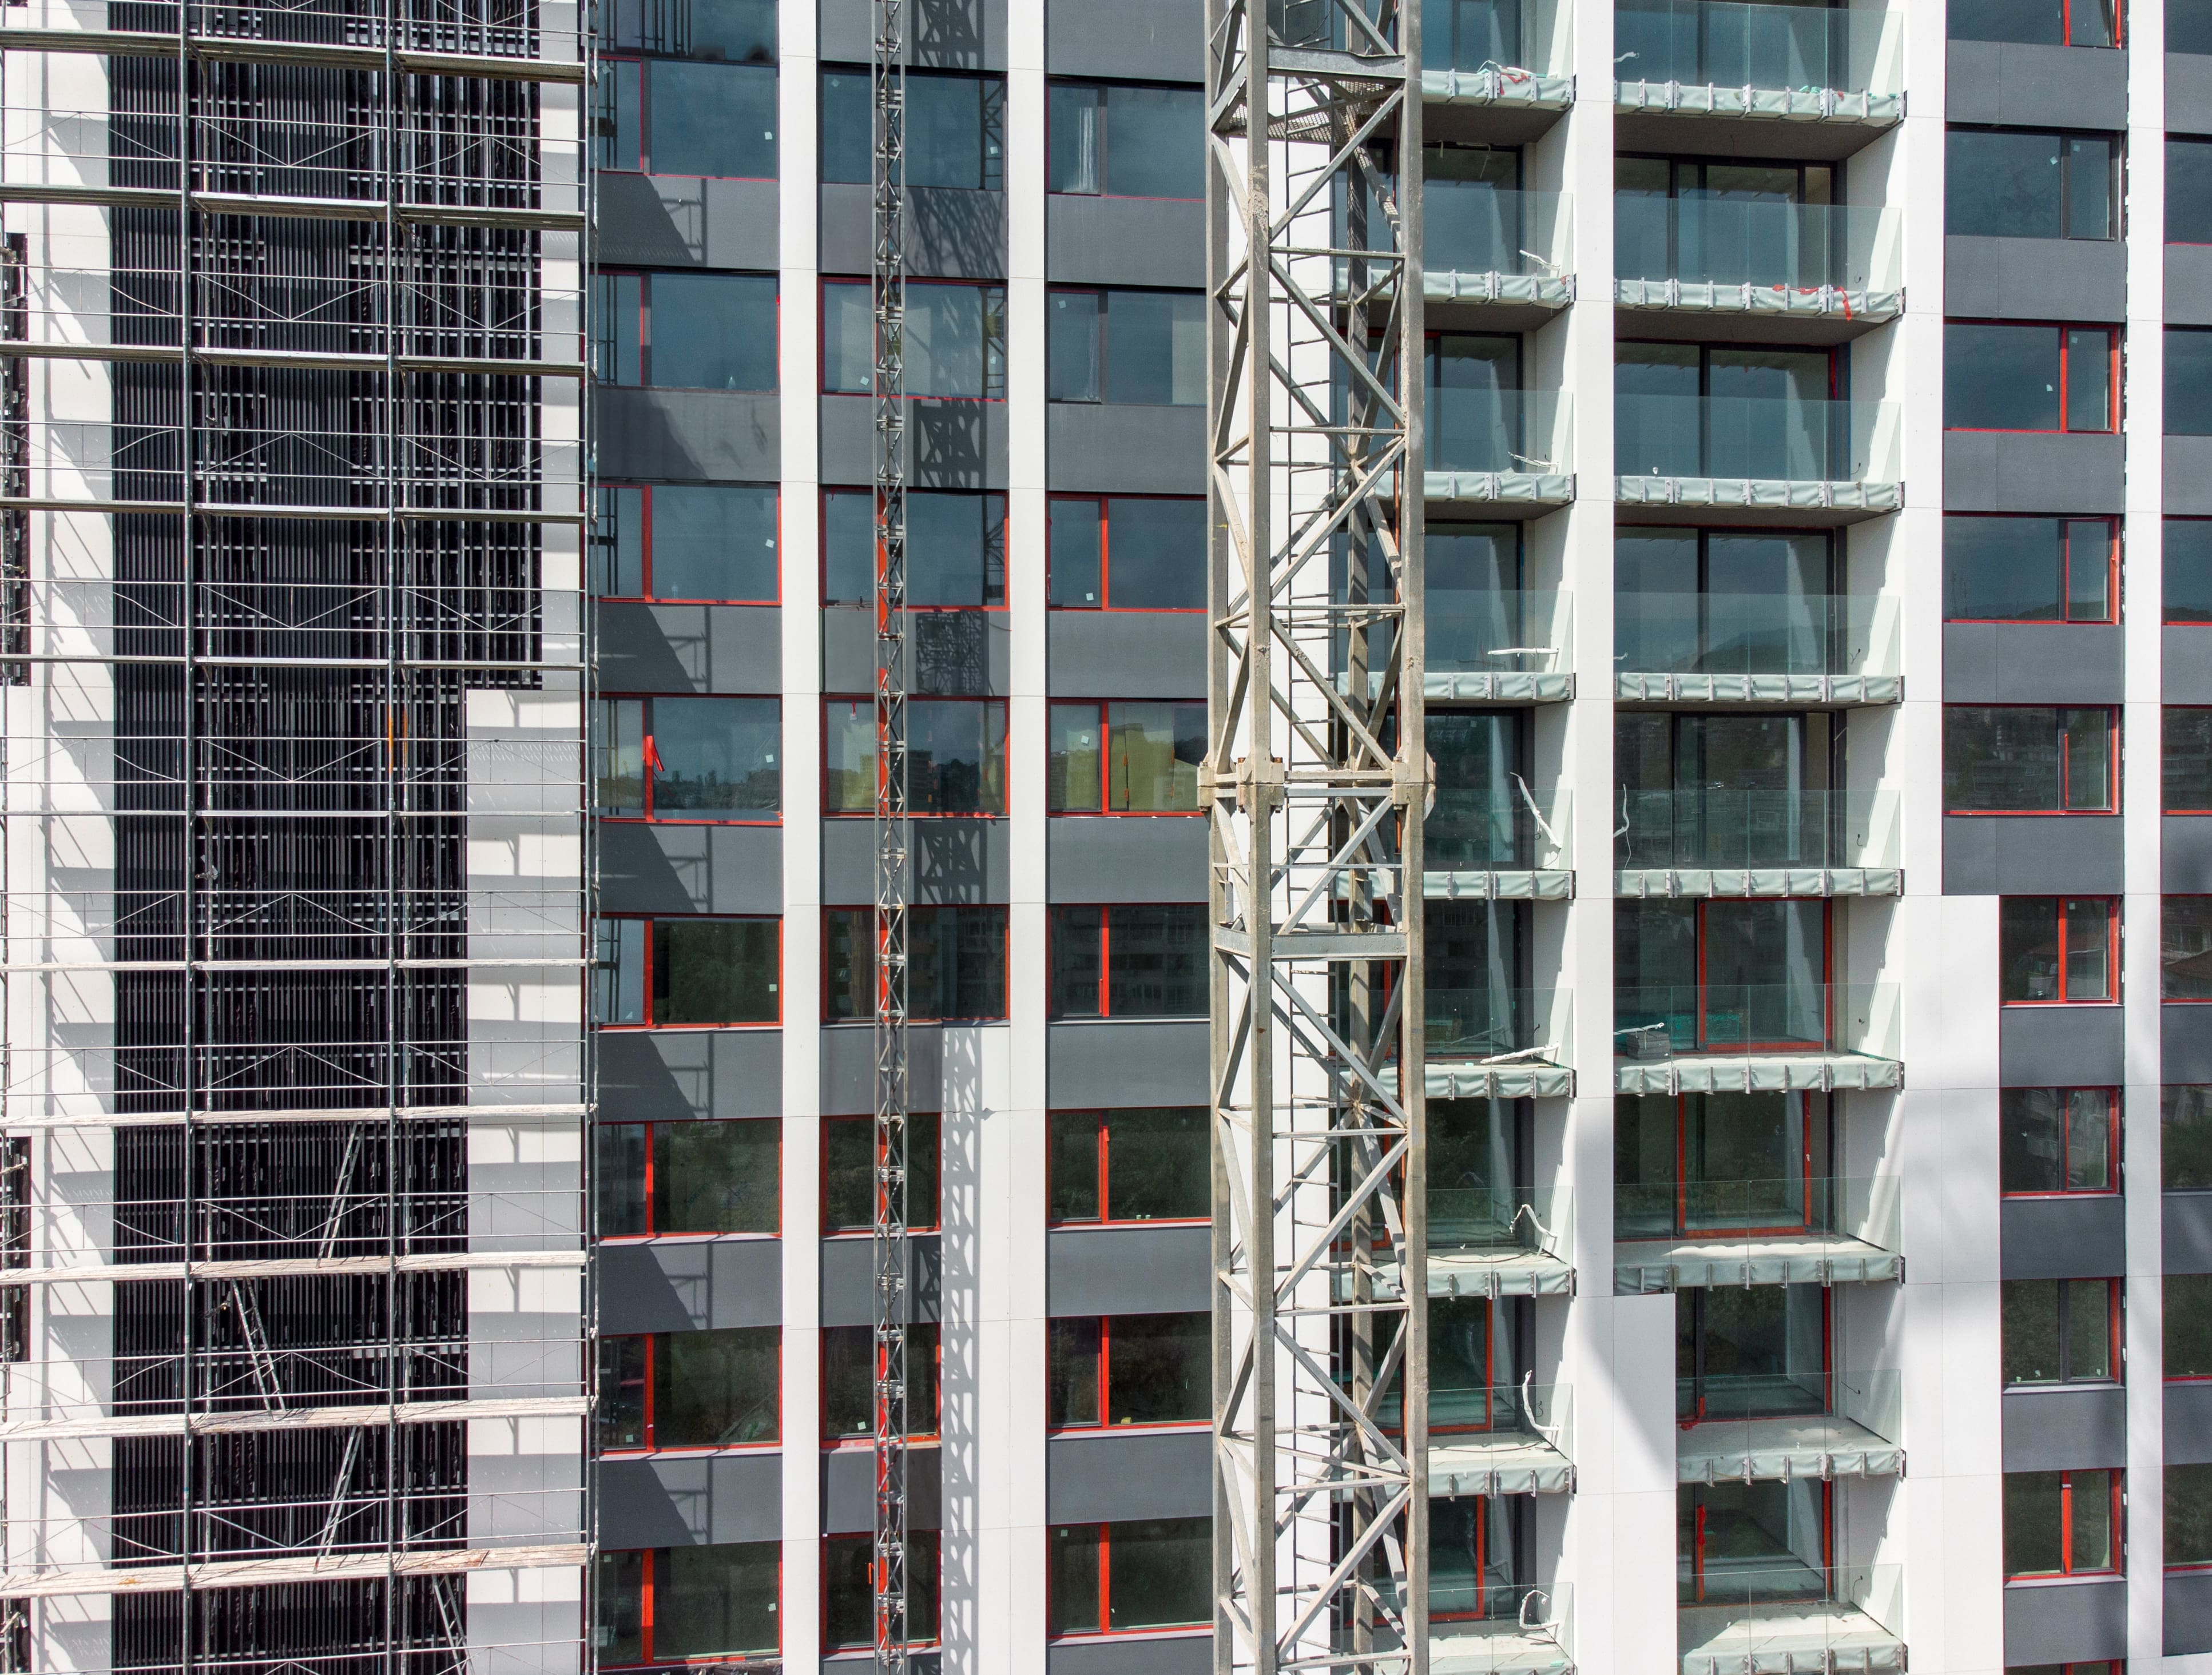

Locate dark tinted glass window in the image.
[2167,897,2212,999]
[2000,1088,2116,1193]
[1049,82,1205,198]
[823,488,1006,607]
[824,280,1005,398]
[1999,896,2116,1002]
[606,0,776,57]
[657,273,777,390]
[1047,289,1206,405]
[2175,140,2212,244]
[826,906,1008,1021]
[650,61,777,177]
[593,484,779,602]
[820,66,871,182]
[595,1543,780,1665]
[2004,1469,2118,1577]
[2170,710,2212,811]
[2174,329,2212,434]
[1943,516,2114,622]
[2178,1,2212,54]
[2168,1087,2212,1189]
[1048,905,1208,1019]
[595,697,780,821]
[1946,128,2116,240]
[1944,706,2116,812]
[822,66,1002,187]
[2173,520,2212,621]
[826,1531,940,1648]
[2169,1272,2212,1375]
[1950,0,2114,46]
[1047,1519,1210,1635]
[1945,324,2115,432]
[822,1321,940,1438]
[825,698,1007,816]
[2003,1279,2115,1384]
[823,1109,940,1232]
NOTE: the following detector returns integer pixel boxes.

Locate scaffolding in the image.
[1206,1,1427,1671]
[0,0,591,1664]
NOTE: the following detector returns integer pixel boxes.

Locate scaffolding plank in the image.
[0,27,587,82]
[0,1394,589,1442]
[0,1542,591,1599]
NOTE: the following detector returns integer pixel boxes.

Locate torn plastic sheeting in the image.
[1613,671,1902,705]
[1426,270,1575,308]
[1428,1060,1576,1100]
[1423,869,1575,902]
[1613,868,1903,900]
[1613,79,1904,125]
[1431,1453,1574,1498]
[1425,470,1575,504]
[1421,67,1573,108]
[1677,1443,1904,1485]
[1614,475,1902,511]
[1613,1054,1904,1095]
[1614,278,1902,320]
[1425,670,1574,703]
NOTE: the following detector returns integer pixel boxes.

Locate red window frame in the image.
[822,1530,944,1650]
[819,484,1008,612]
[822,905,1011,1022]
[596,1331,783,1454]
[597,1117,783,1240]
[821,695,1010,819]
[594,270,780,392]
[1945,705,2120,815]
[821,1111,942,1234]
[1046,1519,1210,1640]
[2010,1278,2124,1386]
[1432,1494,1514,1622]
[2007,1469,2126,1579]
[1944,321,2120,434]
[1684,1482,1833,1604]
[599,1547,785,1668]
[819,1320,943,1443]
[1047,699,1206,816]
[1045,492,1208,612]
[594,483,783,604]
[1663,1089,1826,1236]
[1941,512,2118,624]
[1048,903,1208,1021]
[1044,80,1205,204]
[2063,0,2122,46]
[594,916,784,1031]
[2002,896,2122,1006]
[595,694,780,826]
[2001,1088,2122,1196]
[1046,1108,1209,1228]
[821,276,1007,401]
[1690,898,1833,1055]
[593,56,779,182]
[1048,1312,1209,1435]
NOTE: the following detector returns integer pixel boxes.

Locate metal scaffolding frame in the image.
[1206,1,1427,1670]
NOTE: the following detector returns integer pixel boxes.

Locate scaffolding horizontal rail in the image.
[0,26,587,81]
[0,1542,591,1600]
[0,1251,583,1283]
[0,496,586,523]
[0,1394,589,1442]
[0,181,585,232]
[0,1102,589,1129]
[0,341,586,378]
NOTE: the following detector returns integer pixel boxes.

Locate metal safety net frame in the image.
[1206,1,1428,1671]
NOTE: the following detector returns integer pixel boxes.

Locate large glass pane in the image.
[2173,519,2212,622]
[1106,905,1207,1016]
[1428,524,1520,671]
[907,71,1000,190]
[1705,348,1834,479]
[1698,899,1826,1051]
[1048,497,1103,606]
[1681,1480,1830,1603]
[1429,334,1522,471]
[651,697,779,818]
[1105,496,1207,608]
[910,700,1007,814]
[1047,1317,1102,1427]
[2067,136,2116,240]
[595,1551,645,1666]
[908,283,999,399]
[2174,140,2212,245]
[1106,1107,1209,1220]
[1107,702,1204,811]
[1945,128,2063,240]
[914,906,1007,1020]
[2000,897,2064,1002]
[2066,328,2112,431]
[1106,1312,1208,1424]
[595,918,647,1024]
[825,1531,939,1648]
[1429,1296,1515,1430]
[823,280,874,393]
[1615,343,1701,476]
[1105,1518,1210,1629]
[607,0,776,58]
[1430,1099,1518,1245]
[596,698,646,815]
[2004,1473,2066,1575]
[2172,1466,2212,1567]
[2067,1279,2114,1379]
[597,1123,650,1238]
[1681,1091,1816,1231]
[1427,143,1520,275]
[823,489,875,606]
[2171,330,2212,436]
[1047,1526,1102,1634]
[1049,1110,1102,1222]
[1050,904,1103,1018]
[1947,323,2062,431]
[1427,899,1523,1057]
[2167,1272,2212,1375]
[657,1542,781,1658]
[908,491,1005,607]
[2169,1087,2212,1190]
[595,1336,647,1447]
[650,61,776,178]
[1430,1495,1518,1619]
[594,484,645,596]
[823,697,875,814]
[658,1326,779,1445]
[2002,1279,2066,1383]
[1945,706,2067,811]
[651,483,779,603]
[1423,0,1522,70]
[2167,897,2212,1000]
[658,1119,780,1234]
[2064,706,2114,809]
[1615,528,1701,671]
[1105,85,1204,199]
[1945,515,2066,621]
[1429,710,1520,867]
[654,919,779,1024]
[1679,1284,1825,1419]
[2001,1088,2113,1193]
[653,273,777,391]
[1048,704,1102,813]
[820,66,869,183]
[823,1320,939,1437]
[1048,290,1101,401]
[1103,290,1205,405]
[1047,82,1101,194]
[1948,0,2064,43]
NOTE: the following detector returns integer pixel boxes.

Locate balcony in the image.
[1615,1173,1903,1291]
[1615,1,1904,138]
[1676,1370,1903,1482]
[1427,1585,1575,1675]
[1430,586,1573,703]
[1427,188,1575,318]
[1421,0,1574,117]
[1429,786,1572,900]
[1616,789,1901,899]
[1616,590,1901,706]
[1616,393,1901,518]
[1428,986,1575,1100]
[1428,389,1575,510]
[1424,1380,1575,1497]
[1613,982,1903,1095]
[1678,1565,1904,1675]
[1428,1184,1574,1299]
[1615,198,1902,333]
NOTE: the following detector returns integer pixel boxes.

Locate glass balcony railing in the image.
[1429,389,1573,480]
[1421,0,1574,85]
[1615,394,1899,486]
[1679,1565,1904,1675]
[1613,982,1894,1060]
[1615,1172,1900,1248]
[1615,789,1899,873]
[1430,587,1571,681]
[1676,1368,1901,1453]
[1615,197,1901,298]
[1377,1376,1571,1445]
[1615,0,1903,101]
[1614,591,1899,680]
[1428,1182,1570,1259]
[1432,786,1570,872]
[1428,985,1571,1062]
[1428,188,1573,286]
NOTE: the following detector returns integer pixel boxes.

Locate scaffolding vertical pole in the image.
[871,0,910,1669]
[1208,1,1426,1671]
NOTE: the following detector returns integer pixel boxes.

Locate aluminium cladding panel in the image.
[1999,1385,2128,1471]
[820,0,1007,68]
[2172,244,2212,327]
[2170,818,2212,890]
[1047,1226,1211,1318]
[597,388,781,483]
[1999,1004,2124,1086]
[820,182,1008,279]
[2169,1005,2212,1084]
[820,816,1012,902]
[2172,437,2212,515]
[2004,1578,2130,1666]
[1944,816,2123,894]
[1046,818,1207,904]
[1046,1018,1210,1105]
[2169,1382,2212,1466]
[598,1453,784,1549]
[1943,432,2125,515]
[821,1022,980,1113]
[2175,52,2212,135]
[1047,1640,1212,1675]
[598,602,783,695]
[823,1444,944,1533]
[1046,611,1207,698]
[1999,1195,2128,1279]
[1046,196,1206,290]
[1045,0,1202,79]
[820,1234,944,1327]
[2168,1193,2212,1274]
[1945,39,2128,129]
[1046,405,1208,496]
[822,393,1010,489]
[1047,1430,1213,1523]
[597,173,781,270]
[597,1028,785,1120]
[1945,236,2127,324]
[823,606,1012,695]
[1941,623,2124,704]
[2169,627,2212,701]
[598,822,783,916]
[596,1238,784,1331]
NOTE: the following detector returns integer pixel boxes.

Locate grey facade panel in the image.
[2173,243,2212,327]
[597,1028,785,1122]
[1943,817,2124,895]
[820,0,1006,67]
[1943,431,2125,515]
[2167,1382,2212,1466]
[1047,1638,1212,1675]
[2170,627,2212,701]
[824,392,1010,489]
[1047,404,1208,495]
[1047,1018,1210,1106]
[2175,51,2212,136]
[1047,1225,1210,1318]
[822,1023,964,1116]
[2174,1570,2212,1657]
[1046,1430,1213,1523]
[821,1234,944,1327]
[1046,194,1206,290]
[821,817,1011,904]
[821,182,1007,278]
[594,1238,783,1332]
[597,388,781,484]
[1045,0,1202,79]
[2169,1193,2212,1275]
[597,822,783,917]
[597,1452,784,1549]
[1944,235,2126,324]
[1999,1384,2127,1471]
[1945,40,2127,129]
[1047,818,1208,904]
[2169,818,2212,892]
[2004,1578,2129,1665]
[1999,1196,2127,1279]
[1940,623,2124,704]
[597,173,781,270]
[2174,436,2212,516]
[823,606,1011,697]
[822,1444,944,1534]
[2170,1005,2212,1084]
[1046,611,1208,699]
[597,603,782,697]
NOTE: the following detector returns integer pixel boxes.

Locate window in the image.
[601,0,776,58]
[825,905,1009,1021]
[1944,706,2117,812]
[1946,129,2118,240]
[2001,1089,2119,1193]
[1613,898,1833,1056]
[1944,323,2116,432]
[823,487,1006,608]
[1950,0,2118,46]
[595,1119,780,1237]
[822,1320,940,1438]
[1679,1481,1832,1604]
[2175,140,2212,245]
[2172,329,2212,435]
[823,278,1006,399]
[1423,0,1530,69]
[1943,516,2116,623]
[2000,897,2119,1004]
[1434,332,1532,473]
[1677,1285,1829,1422]
[1047,495,1206,610]
[2171,519,2212,622]
[824,1111,941,1232]
[595,1543,781,1667]
[595,1327,780,1450]
[2173,1465,2212,1570]
[2167,898,2212,999]
[2180,0,2212,53]
[1613,526,1840,674]
[1048,1107,1207,1225]
[2002,1279,2120,1384]
[822,66,1003,189]
[2006,1666,2121,1675]
[593,483,779,603]
[2167,1273,2212,1377]
[2171,711,2212,813]
[594,917,781,1027]
[593,58,778,179]
[2004,1469,2122,1578]
[2170,1087,2212,1189]
[593,272,779,392]
[1048,82,1204,199]
[1047,1517,1209,1637]
[1613,157,1840,290]
[1049,904,1208,1020]
[1049,1312,1208,1429]
[1047,702,1205,814]
[595,697,779,821]
[1615,341,1844,481]
[825,1531,941,1649]
[1614,1091,1834,1240]
[824,698,1007,815]
[1047,288,1205,405]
